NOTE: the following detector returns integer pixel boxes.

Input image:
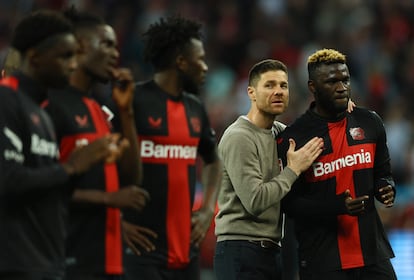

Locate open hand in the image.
[111,68,135,111]
[122,221,157,256]
[191,208,214,248]
[286,137,324,176]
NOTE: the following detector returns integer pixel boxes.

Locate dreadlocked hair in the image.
[307,48,346,79]
[142,15,203,71]
[11,9,73,54]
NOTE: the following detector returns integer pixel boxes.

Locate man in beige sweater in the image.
[214,59,324,280]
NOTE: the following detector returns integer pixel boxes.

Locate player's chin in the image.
[96,72,111,83]
[49,77,70,89]
[271,103,287,111]
[334,97,349,107]
[334,101,348,113]
[198,78,206,86]
[270,107,286,116]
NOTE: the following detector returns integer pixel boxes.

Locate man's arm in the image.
[111,68,142,185]
[71,69,149,211]
[72,186,148,211]
[1,127,117,197]
[372,111,395,207]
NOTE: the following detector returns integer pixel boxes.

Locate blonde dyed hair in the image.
[307,49,346,79]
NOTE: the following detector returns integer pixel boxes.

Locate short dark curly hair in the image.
[11,9,73,54]
[63,5,105,33]
[142,15,203,71]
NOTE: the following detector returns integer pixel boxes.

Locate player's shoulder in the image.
[220,117,258,143]
[182,91,204,106]
[45,87,79,109]
[0,84,17,97]
[134,79,167,103]
[134,79,164,95]
[280,112,309,136]
[350,106,383,121]
[0,77,20,102]
[47,87,70,100]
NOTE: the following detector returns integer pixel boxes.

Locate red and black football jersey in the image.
[44,86,122,275]
[121,80,217,269]
[0,73,70,278]
[277,103,395,273]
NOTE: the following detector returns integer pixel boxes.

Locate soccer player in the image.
[0,10,122,280]
[277,48,396,280]
[43,8,152,280]
[120,16,222,280]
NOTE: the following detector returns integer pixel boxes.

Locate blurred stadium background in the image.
[1,0,414,279]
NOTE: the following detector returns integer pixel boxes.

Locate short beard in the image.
[85,67,109,84]
[178,70,200,95]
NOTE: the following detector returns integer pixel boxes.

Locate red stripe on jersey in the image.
[83,98,122,274]
[305,119,375,269]
[104,163,122,274]
[0,76,18,91]
[165,100,198,268]
[139,99,199,268]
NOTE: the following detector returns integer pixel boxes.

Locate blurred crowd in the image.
[1,0,414,263]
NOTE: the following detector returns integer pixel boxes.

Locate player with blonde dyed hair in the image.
[307,48,346,64]
[277,48,397,280]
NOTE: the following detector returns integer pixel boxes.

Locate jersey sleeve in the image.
[371,111,395,192]
[0,89,69,197]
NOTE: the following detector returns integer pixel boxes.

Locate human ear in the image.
[76,38,87,55]
[308,80,315,94]
[247,86,256,101]
[26,48,39,68]
[176,54,187,71]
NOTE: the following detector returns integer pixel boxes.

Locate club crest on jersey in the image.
[75,115,89,128]
[148,116,162,129]
[349,127,365,140]
[190,117,201,133]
